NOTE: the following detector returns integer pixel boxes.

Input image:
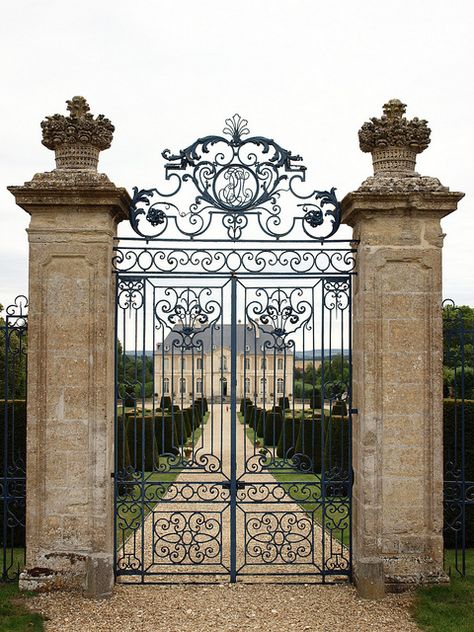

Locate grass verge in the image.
[414,549,474,631]
[0,583,44,631]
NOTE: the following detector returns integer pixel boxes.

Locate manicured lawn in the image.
[413,549,474,632]
[0,583,44,631]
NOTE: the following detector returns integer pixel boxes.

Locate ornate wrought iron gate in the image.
[114,116,355,583]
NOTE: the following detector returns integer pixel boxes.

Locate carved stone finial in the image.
[358,99,431,176]
[41,97,114,170]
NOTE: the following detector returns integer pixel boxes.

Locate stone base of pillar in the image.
[19,552,114,598]
[354,557,385,599]
[383,557,449,593]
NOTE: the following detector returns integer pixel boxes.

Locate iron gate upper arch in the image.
[113,115,356,584]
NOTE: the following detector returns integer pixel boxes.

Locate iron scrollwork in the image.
[129,114,342,241]
[154,287,222,351]
[246,287,313,351]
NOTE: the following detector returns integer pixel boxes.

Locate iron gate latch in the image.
[222,481,246,490]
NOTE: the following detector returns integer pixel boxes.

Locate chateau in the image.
[154,324,293,404]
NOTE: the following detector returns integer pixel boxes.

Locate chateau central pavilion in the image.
[155,324,293,405]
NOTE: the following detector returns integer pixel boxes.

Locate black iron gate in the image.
[114,116,355,583]
[443,300,474,577]
[1,296,28,581]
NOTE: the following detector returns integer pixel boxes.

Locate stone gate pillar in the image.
[342,100,464,595]
[9,97,130,596]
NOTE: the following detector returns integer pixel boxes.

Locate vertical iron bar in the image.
[230,274,237,583]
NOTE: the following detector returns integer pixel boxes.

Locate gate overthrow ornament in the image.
[129,114,342,241]
[114,115,355,584]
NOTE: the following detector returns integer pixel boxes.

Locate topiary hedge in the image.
[292,415,350,476]
[0,400,26,547]
[160,395,172,410]
[240,398,252,414]
[331,401,348,416]
[263,410,283,446]
[276,417,301,460]
[443,398,474,547]
[125,414,160,471]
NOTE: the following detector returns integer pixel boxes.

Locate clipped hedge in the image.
[0,400,26,547]
[443,398,474,547]
[160,395,172,410]
[276,417,301,459]
[293,415,350,476]
[255,409,265,437]
[125,414,160,470]
[240,398,252,414]
[263,411,283,446]
[331,401,348,416]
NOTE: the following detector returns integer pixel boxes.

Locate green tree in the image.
[443,304,474,399]
[0,303,28,400]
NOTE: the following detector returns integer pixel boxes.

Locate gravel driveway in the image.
[29,406,419,630]
[30,583,419,631]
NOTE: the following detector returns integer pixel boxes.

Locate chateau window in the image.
[197,358,203,370]
[179,378,186,394]
[196,378,203,393]
[244,377,251,393]
[245,358,251,370]
[277,378,284,394]
[164,357,169,370]
[221,377,228,396]
[221,356,227,371]
[180,357,186,370]
[261,358,267,370]
[277,358,284,371]
[260,377,267,394]
[163,377,170,393]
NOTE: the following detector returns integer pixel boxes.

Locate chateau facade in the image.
[155,325,293,404]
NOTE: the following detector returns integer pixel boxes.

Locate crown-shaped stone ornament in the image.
[41,96,114,170]
[358,99,431,176]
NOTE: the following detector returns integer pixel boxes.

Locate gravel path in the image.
[29,405,419,630]
[118,404,345,581]
[30,583,419,631]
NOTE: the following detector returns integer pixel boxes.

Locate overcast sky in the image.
[1,0,473,311]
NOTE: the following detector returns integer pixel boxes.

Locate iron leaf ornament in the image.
[130,115,342,241]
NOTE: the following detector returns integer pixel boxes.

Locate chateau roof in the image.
[156,324,279,355]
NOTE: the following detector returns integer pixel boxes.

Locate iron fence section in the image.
[443,300,474,577]
[1,296,28,581]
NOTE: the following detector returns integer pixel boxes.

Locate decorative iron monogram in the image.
[129,114,341,241]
